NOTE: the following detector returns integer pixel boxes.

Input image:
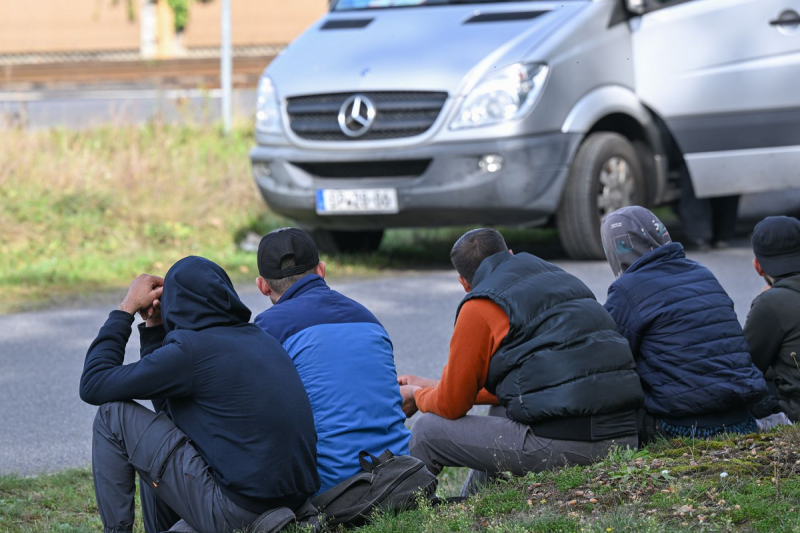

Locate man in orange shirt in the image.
[399,229,642,495]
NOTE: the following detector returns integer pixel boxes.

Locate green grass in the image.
[5,426,800,532]
[0,123,562,314]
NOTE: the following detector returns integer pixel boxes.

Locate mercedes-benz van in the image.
[250,0,800,258]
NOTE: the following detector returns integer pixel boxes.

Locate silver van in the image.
[250,0,800,258]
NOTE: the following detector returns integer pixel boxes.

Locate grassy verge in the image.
[0,124,564,314]
[4,426,800,532]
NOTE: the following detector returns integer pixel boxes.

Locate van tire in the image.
[557,132,646,260]
[311,229,384,254]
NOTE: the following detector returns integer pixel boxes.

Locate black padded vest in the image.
[458,252,644,441]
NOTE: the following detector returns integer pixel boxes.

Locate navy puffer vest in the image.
[458,252,644,441]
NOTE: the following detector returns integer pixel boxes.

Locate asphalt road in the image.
[0,89,257,130]
[0,243,766,476]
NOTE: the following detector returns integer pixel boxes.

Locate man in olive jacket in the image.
[745,216,800,423]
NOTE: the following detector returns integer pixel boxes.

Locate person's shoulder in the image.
[461,298,508,325]
[754,283,799,310]
[327,288,383,326]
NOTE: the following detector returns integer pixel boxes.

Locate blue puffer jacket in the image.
[255,275,410,494]
[604,243,766,419]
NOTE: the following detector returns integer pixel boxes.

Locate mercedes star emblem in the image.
[338,95,376,138]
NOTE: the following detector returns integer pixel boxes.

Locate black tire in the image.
[557,132,646,260]
[311,229,385,254]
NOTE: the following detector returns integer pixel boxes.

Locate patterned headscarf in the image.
[601,206,672,278]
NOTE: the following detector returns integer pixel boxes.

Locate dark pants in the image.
[91,401,259,533]
[680,167,740,243]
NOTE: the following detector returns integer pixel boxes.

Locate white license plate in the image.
[316,189,399,215]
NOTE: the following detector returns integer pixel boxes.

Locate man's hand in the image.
[140,298,163,328]
[119,274,164,316]
[397,374,439,388]
[399,385,420,418]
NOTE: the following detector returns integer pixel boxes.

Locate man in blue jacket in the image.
[254,228,411,494]
[601,206,766,443]
[80,257,319,533]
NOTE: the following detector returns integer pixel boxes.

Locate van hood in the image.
[268,2,586,98]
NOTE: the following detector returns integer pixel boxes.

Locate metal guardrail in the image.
[0,45,285,66]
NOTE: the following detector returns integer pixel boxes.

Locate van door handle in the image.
[770,12,800,26]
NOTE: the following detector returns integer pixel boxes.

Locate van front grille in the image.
[286,92,448,141]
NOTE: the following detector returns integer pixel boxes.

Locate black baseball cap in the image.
[257,228,320,279]
[752,216,800,277]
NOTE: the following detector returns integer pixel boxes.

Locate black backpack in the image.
[311,450,439,528]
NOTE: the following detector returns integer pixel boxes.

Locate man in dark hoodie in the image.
[744,216,800,424]
[79,257,319,533]
[601,206,766,443]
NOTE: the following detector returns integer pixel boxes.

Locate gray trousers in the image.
[409,406,637,494]
[91,401,259,533]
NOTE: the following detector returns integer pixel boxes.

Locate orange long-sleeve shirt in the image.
[414,298,510,419]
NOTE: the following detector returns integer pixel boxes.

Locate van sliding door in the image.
[630,0,800,198]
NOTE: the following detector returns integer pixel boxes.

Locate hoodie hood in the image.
[601,206,672,278]
[161,256,251,333]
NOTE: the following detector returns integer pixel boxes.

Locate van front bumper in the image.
[249,132,582,229]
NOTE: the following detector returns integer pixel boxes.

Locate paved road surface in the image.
[0,244,766,476]
[0,89,256,130]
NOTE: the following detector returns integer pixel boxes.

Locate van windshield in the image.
[333,0,544,10]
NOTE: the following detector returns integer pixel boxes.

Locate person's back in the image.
[253,229,411,493]
[744,216,800,423]
[464,251,644,431]
[79,257,319,533]
[601,207,765,440]
[153,261,319,507]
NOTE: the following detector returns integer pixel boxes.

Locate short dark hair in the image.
[450,228,508,285]
[265,256,315,295]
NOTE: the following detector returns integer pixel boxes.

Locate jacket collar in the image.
[276,274,328,304]
[471,251,516,290]
[773,273,800,293]
[625,242,686,274]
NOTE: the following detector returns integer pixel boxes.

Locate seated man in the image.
[601,206,766,442]
[80,257,319,533]
[744,216,800,424]
[399,228,643,490]
[254,228,411,494]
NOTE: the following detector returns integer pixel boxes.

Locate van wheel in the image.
[557,133,645,260]
[311,229,384,254]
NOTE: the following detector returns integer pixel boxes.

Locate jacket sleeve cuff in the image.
[138,322,167,358]
[109,309,136,326]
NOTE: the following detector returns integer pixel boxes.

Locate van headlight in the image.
[450,63,549,130]
[256,76,282,134]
